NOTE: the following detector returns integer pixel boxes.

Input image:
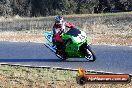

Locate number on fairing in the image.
[79,34,85,41]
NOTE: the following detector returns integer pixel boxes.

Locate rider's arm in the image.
[52,24,57,35]
[53,24,62,35]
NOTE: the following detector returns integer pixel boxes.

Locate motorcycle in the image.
[44,28,96,61]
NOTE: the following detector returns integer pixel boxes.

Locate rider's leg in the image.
[55,42,62,54]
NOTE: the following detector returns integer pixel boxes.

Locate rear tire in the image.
[85,45,96,62]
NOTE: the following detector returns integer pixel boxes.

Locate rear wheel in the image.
[85,45,96,62]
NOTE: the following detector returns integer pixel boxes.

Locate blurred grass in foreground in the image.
[0,64,131,88]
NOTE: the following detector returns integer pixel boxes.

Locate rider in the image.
[52,15,76,55]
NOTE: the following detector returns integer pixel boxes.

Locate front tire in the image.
[85,45,96,62]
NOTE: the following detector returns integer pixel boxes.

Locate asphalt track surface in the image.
[0,42,132,75]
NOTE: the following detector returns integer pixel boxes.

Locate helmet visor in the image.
[56,20,62,25]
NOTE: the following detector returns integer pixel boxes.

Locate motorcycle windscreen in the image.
[72,31,87,43]
[66,28,87,43]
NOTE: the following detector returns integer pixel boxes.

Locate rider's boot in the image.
[56,43,66,57]
[52,37,56,49]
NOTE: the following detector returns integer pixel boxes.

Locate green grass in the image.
[0,64,78,81]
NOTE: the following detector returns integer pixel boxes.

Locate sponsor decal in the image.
[76,67,131,85]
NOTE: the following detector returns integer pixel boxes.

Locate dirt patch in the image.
[0,13,132,45]
[0,31,131,46]
[89,35,132,45]
[0,31,46,43]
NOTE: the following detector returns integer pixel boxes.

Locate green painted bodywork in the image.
[61,30,88,58]
[44,28,89,58]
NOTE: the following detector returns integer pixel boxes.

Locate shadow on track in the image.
[0,58,91,62]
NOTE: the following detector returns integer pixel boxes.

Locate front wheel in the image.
[85,45,96,62]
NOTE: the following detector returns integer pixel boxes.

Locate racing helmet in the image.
[55,16,64,25]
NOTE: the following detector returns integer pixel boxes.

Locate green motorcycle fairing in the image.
[44,28,89,58]
[62,28,89,58]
